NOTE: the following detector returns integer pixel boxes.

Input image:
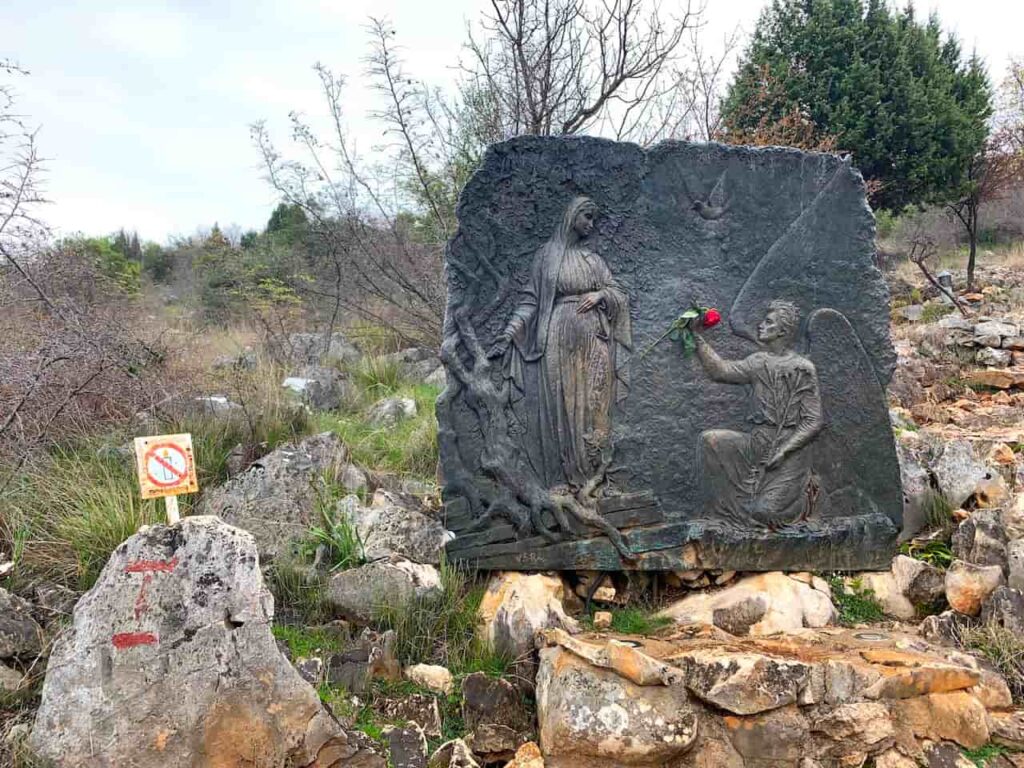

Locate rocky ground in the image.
[2,263,1024,767]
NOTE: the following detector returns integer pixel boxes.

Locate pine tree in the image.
[721,0,991,212]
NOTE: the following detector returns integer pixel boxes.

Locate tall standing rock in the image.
[28,516,382,768]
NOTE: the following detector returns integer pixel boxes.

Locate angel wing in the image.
[805,308,902,528]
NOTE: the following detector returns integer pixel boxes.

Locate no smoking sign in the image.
[134,434,199,500]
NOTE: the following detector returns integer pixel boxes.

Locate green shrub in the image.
[271,624,347,658]
[899,538,954,569]
[921,303,954,323]
[266,557,330,625]
[961,743,1016,766]
[588,606,672,635]
[828,575,886,625]
[308,478,365,572]
[350,355,402,402]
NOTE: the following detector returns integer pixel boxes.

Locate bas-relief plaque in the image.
[438,137,901,572]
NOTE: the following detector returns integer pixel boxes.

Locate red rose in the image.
[702,308,722,328]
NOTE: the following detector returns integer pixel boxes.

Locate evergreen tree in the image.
[721,0,991,211]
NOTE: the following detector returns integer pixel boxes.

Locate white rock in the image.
[1008,540,1024,592]
[849,572,916,620]
[326,557,442,623]
[339,492,451,565]
[404,663,453,695]
[977,347,1013,367]
[478,572,580,656]
[657,572,836,635]
[367,396,418,427]
[932,439,991,509]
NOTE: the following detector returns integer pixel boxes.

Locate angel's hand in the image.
[765,449,787,470]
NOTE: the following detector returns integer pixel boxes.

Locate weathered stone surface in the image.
[540,629,679,686]
[462,672,533,735]
[919,610,972,646]
[326,628,401,694]
[388,725,428,768]
[891,554,946,606]
[810,702,895,762]
[0,662,24,692]
[195,432,347,561]
[0,587,43,659]
[853,571,917,620]
[658,572,835,634]
[465,724,525,764]
[945,560,1005,616]
[368,396,418,427]
[325,557,441,623]
[674,649,811,714]
[932,439,991,508]
[478,573,579,656]
[504,741,545,768]
[891,691,990,748]
[724,706,809,765]
[428,739,481,768]
[284,332,361,366]
[536,645,697,766]
[990,710,1024,749]
[1010,539,1024,591]
[377,694,442,738]
[283,365,348,411]
[952,509,1009,570]
[340,491,451,565]
[980,586,1024,633]
[405,663,453,695]
[27,517,381,768]
[441,137,900,573]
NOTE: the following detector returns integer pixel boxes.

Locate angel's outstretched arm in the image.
[694,336,750,384]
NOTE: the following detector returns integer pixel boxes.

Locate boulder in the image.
[195,432,348,561]
[891,691,990,748]
[0,587,43,659]
[325,628,401,693]
[851,571,917,620]
[810,702,895,764]
[284,332,361,366]
[919,610,972,646]
[536,644,697,766]
[478,573,580,657]
[465,724,526,764]
[931,439,992,508]
[340,491,451,565]
[325,557,441,623]
[368,396,418,427]
[980,586,1024,633]
[978,347,1014,366]
[722,706,809,765]
[974,320,1019,344]
[952,509,1010,570]
[27,516,382,768]
[945,560,1005,616]
[282,365,348,411]
[387,724,428,768]
[405,663,453,695]
[462,672,533,735]
[657,572,835,635]
[0,662,24,692]
[891,555,946,606]
[673,648,811,715]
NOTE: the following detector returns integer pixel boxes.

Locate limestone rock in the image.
[284,332,361,366]
[539,629,679,686]
[1009,540,1024,591]
[980,586,1024,633]
[0,587,43,659]
[368,396,418,427]
[990,710,1024,749]
[325,557,441,623]
[478,573,579,657]
[376,694,442,738]
[27,516,381,768]
[462,672,533,735]
[536,645,697,766]
[852,571,917,620]
[810,702,895,763]
[465,724,524,764]
[674,649,811,715]
[326,628,401,694]
[891,554,946,606]
[0,662,24,692]
[340,491,451,565]
[724,706,809,765]
[945,560,1005,616]
[388,724,428,768]
[952,509,1008,569]
[504,742,544,768]
[875,748,919,768]
[932,439,992,508]
[978,347,1014,366]
[891,691,990,748]
[593,611,612,630]
[428,739,481,768]
[282,365,348,411]
[404,664,454,696]
[919,610,972,646]
[658,572,836,635]
[195,432,348,561]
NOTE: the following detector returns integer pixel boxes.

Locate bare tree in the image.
[945,129,1024,290]
[462,0,701,143]
[0,62,166,497]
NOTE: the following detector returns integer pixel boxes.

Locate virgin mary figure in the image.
[489,196,632,490]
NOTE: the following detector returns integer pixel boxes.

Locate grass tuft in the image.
[961,743,1017,766]
[588,606,673,635]
[271,623,348,658]
[959,621,1024,704]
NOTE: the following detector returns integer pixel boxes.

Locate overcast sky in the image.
[4,0,1022,243]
